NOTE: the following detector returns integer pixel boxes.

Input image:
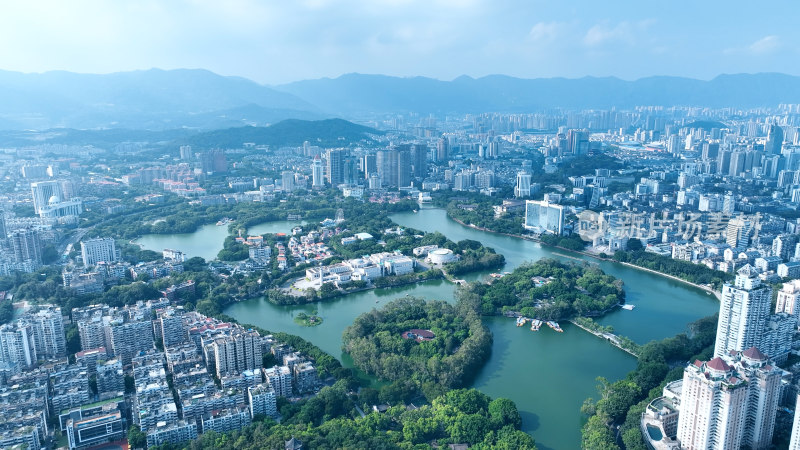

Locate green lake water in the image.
[143,208,718,449]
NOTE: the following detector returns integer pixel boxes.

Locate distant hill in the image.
[0,128,197,147]
[683,120,729,131]
[276,73,800,114]
[183,118,382,148]
[3,69,800,131]
[0,68,322,130]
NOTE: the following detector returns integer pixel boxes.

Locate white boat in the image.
[621,304,635,310]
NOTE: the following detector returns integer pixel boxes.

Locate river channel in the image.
[138,208,719,449]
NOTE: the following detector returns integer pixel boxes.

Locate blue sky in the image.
[1,0,797,84]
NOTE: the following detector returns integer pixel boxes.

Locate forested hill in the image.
[183,118,382,148]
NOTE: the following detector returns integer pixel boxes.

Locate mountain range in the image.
[278,72,800,115]
[2,69,800,130]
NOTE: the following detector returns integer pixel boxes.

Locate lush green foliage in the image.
[444,241,505,276]
[612,250,732,289]
[538,233,588,251]
[342,297,492,400]
[184,118,382,148]
[218,236,250,261]
[0,300,13,325]
[293,312,322,327]
[457,258,624,319]
[580,314,718,449]
[446,202,526,235]
[169,388,534,450]
[574,316,614,334]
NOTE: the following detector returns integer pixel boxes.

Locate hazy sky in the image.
[2,0,798,85]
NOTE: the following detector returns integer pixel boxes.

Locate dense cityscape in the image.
[1,99,800,449]
[4,1,800,449]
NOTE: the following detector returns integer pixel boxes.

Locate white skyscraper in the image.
[524,200,564,235]
[311,156,324,188]
[30,180,63,214]
[514,171,532,198]
[725,217,752,251]
[777,280,800,319]
[0,322,37,369]
[81,238,118,266]
[281,171,295,192]
[28,306,66,358]
[790,394,800,450]
[714,265,772,358]
[677,348,783,450]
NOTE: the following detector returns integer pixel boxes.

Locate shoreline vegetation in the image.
[579,314,719,450]
[447,215,725,300]
[569,317,639,357]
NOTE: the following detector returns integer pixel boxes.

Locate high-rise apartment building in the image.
[410,143,427,179]
[107,319,155,365]
[777,280,800,319]
[9,229,42,264]
[363,154,377,179]
[436,137,449,162]
[179,145,193,160]
[376,149,397,186]
[200,149,227,174]
[397,148,412,187]
[281,171,295,192]
[263,365,293,397]
[567,129,589,155]
[515,172,532,198]
[311,156,324,188]
[28,306,66,358]
[159,310,187,349]
[702,142,720,160]
[761,313,797,363]
[677,348,783,450]
[714,265,772,358]
[790,394,800,450]
[0,322,37,369]
[208,330,261,378]
[325,149,346,186]
[773,234,798,260]
[96,359,125,395]
[81,238,118,266]
[78,317,109,351]
[524,200,564,235]
[766,124,784,155]
[725,217,752,251]
[248,384,278,418]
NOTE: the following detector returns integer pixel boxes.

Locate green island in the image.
[342,297,492,401]
[456,258,625,319]
[293,311,323,326]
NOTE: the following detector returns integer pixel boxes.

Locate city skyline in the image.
[1,1,799,84]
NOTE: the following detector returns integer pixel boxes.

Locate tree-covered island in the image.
[457,258,625,319]
[342,297,492,401]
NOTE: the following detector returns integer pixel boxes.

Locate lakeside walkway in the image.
[568,319,639,358]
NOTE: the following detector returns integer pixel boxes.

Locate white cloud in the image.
[723,35,781,56]
[583,20,654,48]
[747,35,780,54]
[528,21,565,43]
